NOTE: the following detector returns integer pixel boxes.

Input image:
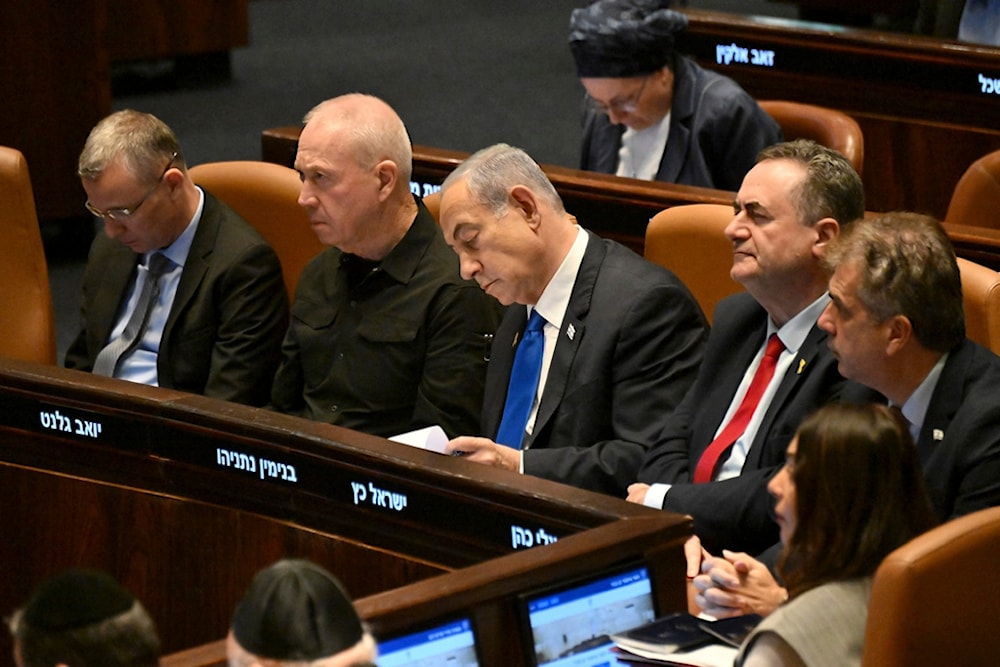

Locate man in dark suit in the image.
[820,211,1000,519]
[65,110,288,407]
[628,139,870,556]
[569,0,781,191]
[688,211,1000,622]
[439,143,707,496]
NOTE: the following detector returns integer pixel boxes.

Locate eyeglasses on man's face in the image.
[85,152,177,221]
[589,76,649,116]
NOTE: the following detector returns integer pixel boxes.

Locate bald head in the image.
[302,94,413,183]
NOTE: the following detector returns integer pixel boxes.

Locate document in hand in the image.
[610,613,761,666]
[388,425,449,453]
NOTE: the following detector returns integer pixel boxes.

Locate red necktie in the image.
[693,333,785,483]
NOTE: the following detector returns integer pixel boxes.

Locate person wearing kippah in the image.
[226,559,376,667]
[569,0,781,191]
[7,569,160,667]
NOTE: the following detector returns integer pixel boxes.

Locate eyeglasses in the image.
[589,77,649,116]
[85,152,177,221]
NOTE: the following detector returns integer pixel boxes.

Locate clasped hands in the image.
[685,536,787,619]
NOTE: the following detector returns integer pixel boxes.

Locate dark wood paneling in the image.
[0,359,690,666]
[674,9,1000,218]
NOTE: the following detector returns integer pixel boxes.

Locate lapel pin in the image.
[797,359,806,375]
[567,323,576,341]
[933,429,944,441]
[512,332,520,347]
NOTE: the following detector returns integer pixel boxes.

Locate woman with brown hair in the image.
[734,402,937,667]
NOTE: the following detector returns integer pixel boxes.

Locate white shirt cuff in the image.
[644,482,671,509]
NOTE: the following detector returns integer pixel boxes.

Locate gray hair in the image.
[442,143,564,217]
[78,109,184,183]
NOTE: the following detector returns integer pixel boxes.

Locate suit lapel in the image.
[523,233,604,448]
[92,245,141,348]
[917,342,967,461]
[482,307,525,438]
[162,195,220,342]
[592,116,625,174]
[656,58,696,184]
[745,324,828,468]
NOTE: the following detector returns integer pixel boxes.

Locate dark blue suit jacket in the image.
[580,56,781,192]
[920,338,1000,519]
[482,231,708,497]
[638,292,877,554]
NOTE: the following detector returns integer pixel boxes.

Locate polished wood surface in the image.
[0,359,690,664]
[265,131,1000,268]
[675,9,1000,218]
[106,0,248,63]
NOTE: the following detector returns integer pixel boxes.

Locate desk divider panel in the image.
[0,359,690,664]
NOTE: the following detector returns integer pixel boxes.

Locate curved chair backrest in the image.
[945,149,1000,230]
[644,204,741,324]
[0,146,57,364]
[861,506,1000,666]
[758,100,865,176]
[958,256,1000,355]
[189,160,323,301]
[422,190,442,222]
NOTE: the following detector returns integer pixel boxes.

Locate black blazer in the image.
[65,191,288,406]
[919,338,1000,520]
[580,56,781,192]
[638,292,877,554]
[482,231,708,496]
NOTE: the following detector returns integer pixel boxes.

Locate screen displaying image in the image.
[377,617,480,667]
[524,564,656,667]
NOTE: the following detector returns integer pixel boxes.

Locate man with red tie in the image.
[628,139,877,556]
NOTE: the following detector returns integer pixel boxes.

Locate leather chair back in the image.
[945,149,1000,230]
[0,146,57,364]
[644,204,741,324]
[423,189,441,222]
[862,506,1000,666]
[958,256,1000,355]
[759,100,865,176]
[189,160,323,301]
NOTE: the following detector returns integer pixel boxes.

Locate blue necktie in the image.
[496,310,546,449]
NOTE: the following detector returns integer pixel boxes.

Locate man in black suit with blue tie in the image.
[629,140,874,557]
[439,143,708,497]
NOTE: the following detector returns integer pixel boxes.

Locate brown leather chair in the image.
[0,146,57,364]
[958,256,1000,355]
[644,204,741,324]
[189,160,323,301]
[759,100,865,176]
[423,189,441,222]
[945,149,1000,230]
[861,506,1000,666]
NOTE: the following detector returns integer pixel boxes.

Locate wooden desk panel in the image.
[0,359,690,664]
[675,9,1000,218]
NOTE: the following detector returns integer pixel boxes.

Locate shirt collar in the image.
[152,186,204,268]
[530,226,589,328]
[769,292,830,353]
[361,195,433,285]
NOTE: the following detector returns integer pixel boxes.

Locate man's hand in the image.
[626,482,650,504]
[445,436,520,472]
[692,550,786,619]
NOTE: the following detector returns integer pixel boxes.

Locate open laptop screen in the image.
[377,617,480,667]
[521,563,657,667]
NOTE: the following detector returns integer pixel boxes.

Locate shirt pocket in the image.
[357,314,419,345]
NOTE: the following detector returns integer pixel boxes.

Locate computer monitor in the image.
[377,617,481,667]
[520,563,657,667]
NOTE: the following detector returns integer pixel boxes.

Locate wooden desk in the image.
[675,9,1000,218]
[0,359,690,664]
[262,130,1000,269]
[262,128,734,256]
